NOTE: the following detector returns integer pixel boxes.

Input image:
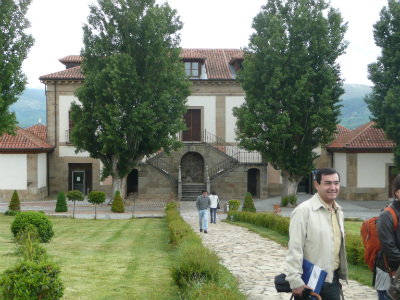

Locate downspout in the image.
[54,81,57,147]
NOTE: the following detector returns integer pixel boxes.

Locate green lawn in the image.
[0,215,179,300]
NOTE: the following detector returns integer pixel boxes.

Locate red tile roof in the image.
[335,124,351,139]
[39,49,243,81]
[0,126,53,153]
[327,121,394,152]
[26,123,47,141]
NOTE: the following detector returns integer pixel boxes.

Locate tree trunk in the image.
[281,171,303,197]
[110,155,127,199]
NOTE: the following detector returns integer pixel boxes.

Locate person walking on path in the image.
[286,167,348,300]
[209,191,219,224]
[196,190,211,233]
[376,174,400,300]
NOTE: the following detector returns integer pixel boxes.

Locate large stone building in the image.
[37,49,272,201]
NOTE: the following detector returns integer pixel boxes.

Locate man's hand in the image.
[292,285,312,297]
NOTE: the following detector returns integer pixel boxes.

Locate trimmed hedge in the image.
[166,208,245,299]
[11,211,54,243]
[242,192,256,212]
[111,190,125,213]
[55,191,68,213]
[227,210,367,267]
[9,190,20,211]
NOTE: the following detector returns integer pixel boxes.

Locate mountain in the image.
[11,84,372,130]
[10,87,46,129]
[339,84,373,130]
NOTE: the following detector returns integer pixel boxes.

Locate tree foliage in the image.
[0,0,34,135]
[70,0,191,197]
[234,0,348,195]
[365,0,400,172]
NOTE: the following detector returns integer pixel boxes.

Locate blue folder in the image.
[301,259,328,295]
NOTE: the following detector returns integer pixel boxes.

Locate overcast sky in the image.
[23,0,388,89]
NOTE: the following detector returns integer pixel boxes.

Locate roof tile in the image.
[0,126,53,153]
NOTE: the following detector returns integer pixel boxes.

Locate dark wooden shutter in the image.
[183,109,201,141]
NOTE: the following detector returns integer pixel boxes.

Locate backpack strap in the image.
[383,206,398,276]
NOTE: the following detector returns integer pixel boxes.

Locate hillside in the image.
[10,87,46,128]
[339,84,372,130]
[11,84,372,130]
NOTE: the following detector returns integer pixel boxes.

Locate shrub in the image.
[228,199,240,211]
[66,190,84,218]
[11,211,54,243]
[9,190,20,211]
[111,190,125,213]
[0,259,64,299]
[280,196,290,207]
[289,194,297,206]
[15,225,48,263]
[165,200,179,211]
[55,191,67,212]
[242,192,256,212]
[88,191,106,219]
[172,241,220,288]
[346,233,365,265]
[4,210,20,216]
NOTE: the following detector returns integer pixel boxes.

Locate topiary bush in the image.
[55,191,68,213]
[9,190,20,211]
[165,200,179,211]
[87,191,106,219]
[228,199,241,211]
[242,192,256,212]
[66,190,84,218]
[111,190,125,213]
[280,195,290,207]
[0,259,64,299]
[11,211,54,243]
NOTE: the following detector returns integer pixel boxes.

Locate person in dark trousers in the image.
[286,168,348,300]
[209,191,219,224]
[196,190,211,233]
[376,174,400,300]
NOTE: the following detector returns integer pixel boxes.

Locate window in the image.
[185,61,200,78]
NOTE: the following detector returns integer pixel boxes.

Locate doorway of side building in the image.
[247,168,260,197]
[297,173,312,194]
[182,109,201,142]
[180,152,205,183]
[127,169,138,196]
[68,163,92,195]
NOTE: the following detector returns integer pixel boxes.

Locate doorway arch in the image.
[180,152,205,183]
[126,169,138,196]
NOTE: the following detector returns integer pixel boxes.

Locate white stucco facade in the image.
[37,153,47,188]
[334,153,347,187]
[357,153,394,188]
[0,154,27,190]
[225,96,245,143]
[187,96,216,135]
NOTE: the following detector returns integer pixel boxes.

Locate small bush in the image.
[9,190,20,211]
[289,194,297,205]
[11,211,54,243]
[111,190,125,213]
[4,210,20,216]
[55,191,68,212]
[66,190,84,218]
[0,260,64,299]
[15,225,48,263]
[88,191,106,219]
[280,196,290,207]
[346,233,365,265]
[242,192,256,212]
[228,199,241,211]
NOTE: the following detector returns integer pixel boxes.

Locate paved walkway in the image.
[180,201,378,300]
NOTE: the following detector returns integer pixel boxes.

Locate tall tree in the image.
[234,0,348,196]
[0,0,34,135]
[70,0,191,197]
[365,0,400,172]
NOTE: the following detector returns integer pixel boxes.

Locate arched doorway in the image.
[247,168,260,197]
[126,169,138,196]
[180,152,204,183]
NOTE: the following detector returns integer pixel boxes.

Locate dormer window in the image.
[185,61,201,78]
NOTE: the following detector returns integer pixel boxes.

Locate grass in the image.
[0,215,179,300]
[224,218,374,287]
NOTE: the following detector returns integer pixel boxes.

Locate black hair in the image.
[202,190,207,194]
[211,191,216,195]
[315,167,340,184]
[393,174,400,200]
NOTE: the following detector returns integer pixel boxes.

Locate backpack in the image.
[361,206,398,271]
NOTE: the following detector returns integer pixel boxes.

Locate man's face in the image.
[202,192,207,197]
[314,173,340,203]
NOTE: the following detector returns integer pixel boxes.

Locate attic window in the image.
[185,61,201,78]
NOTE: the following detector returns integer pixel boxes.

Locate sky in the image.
[22,0,388,89]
